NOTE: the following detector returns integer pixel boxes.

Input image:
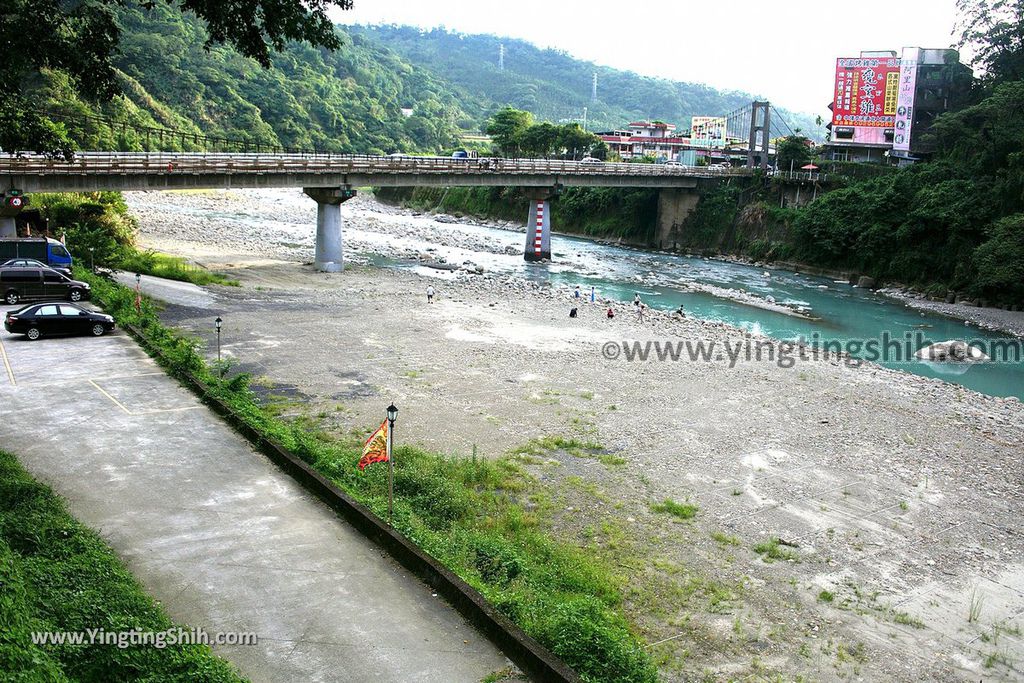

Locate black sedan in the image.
[4,302,115,340]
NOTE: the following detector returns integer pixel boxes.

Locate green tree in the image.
[557,123,599,160]
[957,0,1024,83]
[775,135,813,171]
[486,107,533,157]
[519,122,559,157]
[973,213,1024,301]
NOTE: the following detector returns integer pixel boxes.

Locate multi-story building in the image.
[597,121,689,160]
[826,48,972,163]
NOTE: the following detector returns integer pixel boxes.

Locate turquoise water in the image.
[397,224,1024,399]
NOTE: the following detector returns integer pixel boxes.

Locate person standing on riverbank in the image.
[637,303,645,323]
[634,293,641,308]
[426,285,435,303]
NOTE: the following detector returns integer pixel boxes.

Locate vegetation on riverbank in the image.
[375,186,660,243]
[76,269,658,683]
[0,449,246,682]
[30,192,237,287]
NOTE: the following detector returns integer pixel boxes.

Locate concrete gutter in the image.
[122,322,580,683]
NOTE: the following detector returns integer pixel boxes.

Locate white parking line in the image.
[88,379,131,414]
[0,338,15,386]
[88,378,203,416]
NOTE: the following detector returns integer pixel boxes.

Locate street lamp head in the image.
[386,403,398,422]
[135,272,141,283]
[215,316,222,330]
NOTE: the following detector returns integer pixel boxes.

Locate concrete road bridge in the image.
[2,151,749,269]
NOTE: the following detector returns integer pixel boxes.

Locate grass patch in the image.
[650,500,698,520]
[818,590,835,603]
[510,436,610,462]
[893,611,925,629]
[710,531,740,546]
[0,449,244,681]
[752,538,799,563]
[120,250,240,287]
[77,268,657,683]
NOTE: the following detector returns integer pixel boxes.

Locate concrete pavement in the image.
[0,306,511,682]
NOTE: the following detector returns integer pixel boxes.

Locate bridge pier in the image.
[0,217,15,238]
[655,188,701,250]
[523,188,557,262]
[304,187,356,272]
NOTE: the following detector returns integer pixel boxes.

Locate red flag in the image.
[358,419,389,470]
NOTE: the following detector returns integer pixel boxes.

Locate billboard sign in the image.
[691,116,727,147]
[832,56,901,128]
[892,47,920,153]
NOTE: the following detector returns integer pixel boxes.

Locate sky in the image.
[333,0,969,120]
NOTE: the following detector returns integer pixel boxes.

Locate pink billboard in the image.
[832,56,902,129]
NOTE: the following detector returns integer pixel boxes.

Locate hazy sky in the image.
[334,0,968,119]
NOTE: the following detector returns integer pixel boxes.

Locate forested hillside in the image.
[351,25,822,137]
[32,2,466,154]
[23,1,821,155]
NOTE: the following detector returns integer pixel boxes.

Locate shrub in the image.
[531,597,657,683]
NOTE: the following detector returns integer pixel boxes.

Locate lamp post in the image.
[215,316,222,365]
[386,403,398,526]
[135,272,141,289]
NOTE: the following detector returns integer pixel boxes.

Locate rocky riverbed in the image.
[879,287,1024,338]
[125,188,1024,682]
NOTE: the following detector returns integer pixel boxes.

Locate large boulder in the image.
[915,340,990,363]
[856,276,876,289]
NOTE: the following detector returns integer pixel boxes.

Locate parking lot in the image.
[0,303,509,683]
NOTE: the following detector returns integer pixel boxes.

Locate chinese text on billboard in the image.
[832,57,901,128]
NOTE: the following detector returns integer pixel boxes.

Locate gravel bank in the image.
[124,189,1024,683]
[879,287,1024,338]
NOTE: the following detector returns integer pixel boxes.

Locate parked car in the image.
[0,237,74,271]
[580,157,602,163]
[1,258,73,278]
[664,160,684,167]
[0,267,91,304]
[4,302,115,340]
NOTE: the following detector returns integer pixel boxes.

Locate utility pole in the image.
[582,107,588,131]
[498,43,504,72]
[592,72,598,101]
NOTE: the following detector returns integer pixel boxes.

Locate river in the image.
[129,190,1024,400]
[360,211,1024,400]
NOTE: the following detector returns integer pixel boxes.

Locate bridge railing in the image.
[0,152,751,179]
[765,169,829,183]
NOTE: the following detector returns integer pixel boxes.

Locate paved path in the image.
[0,305,510,682]
[113,270,218,308]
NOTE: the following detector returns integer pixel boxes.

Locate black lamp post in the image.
[215,316,222,364]
[135,272,141,289]
[386,403,398,526]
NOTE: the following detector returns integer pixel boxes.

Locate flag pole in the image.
[386,403,398,527]
[387,425,393,527]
